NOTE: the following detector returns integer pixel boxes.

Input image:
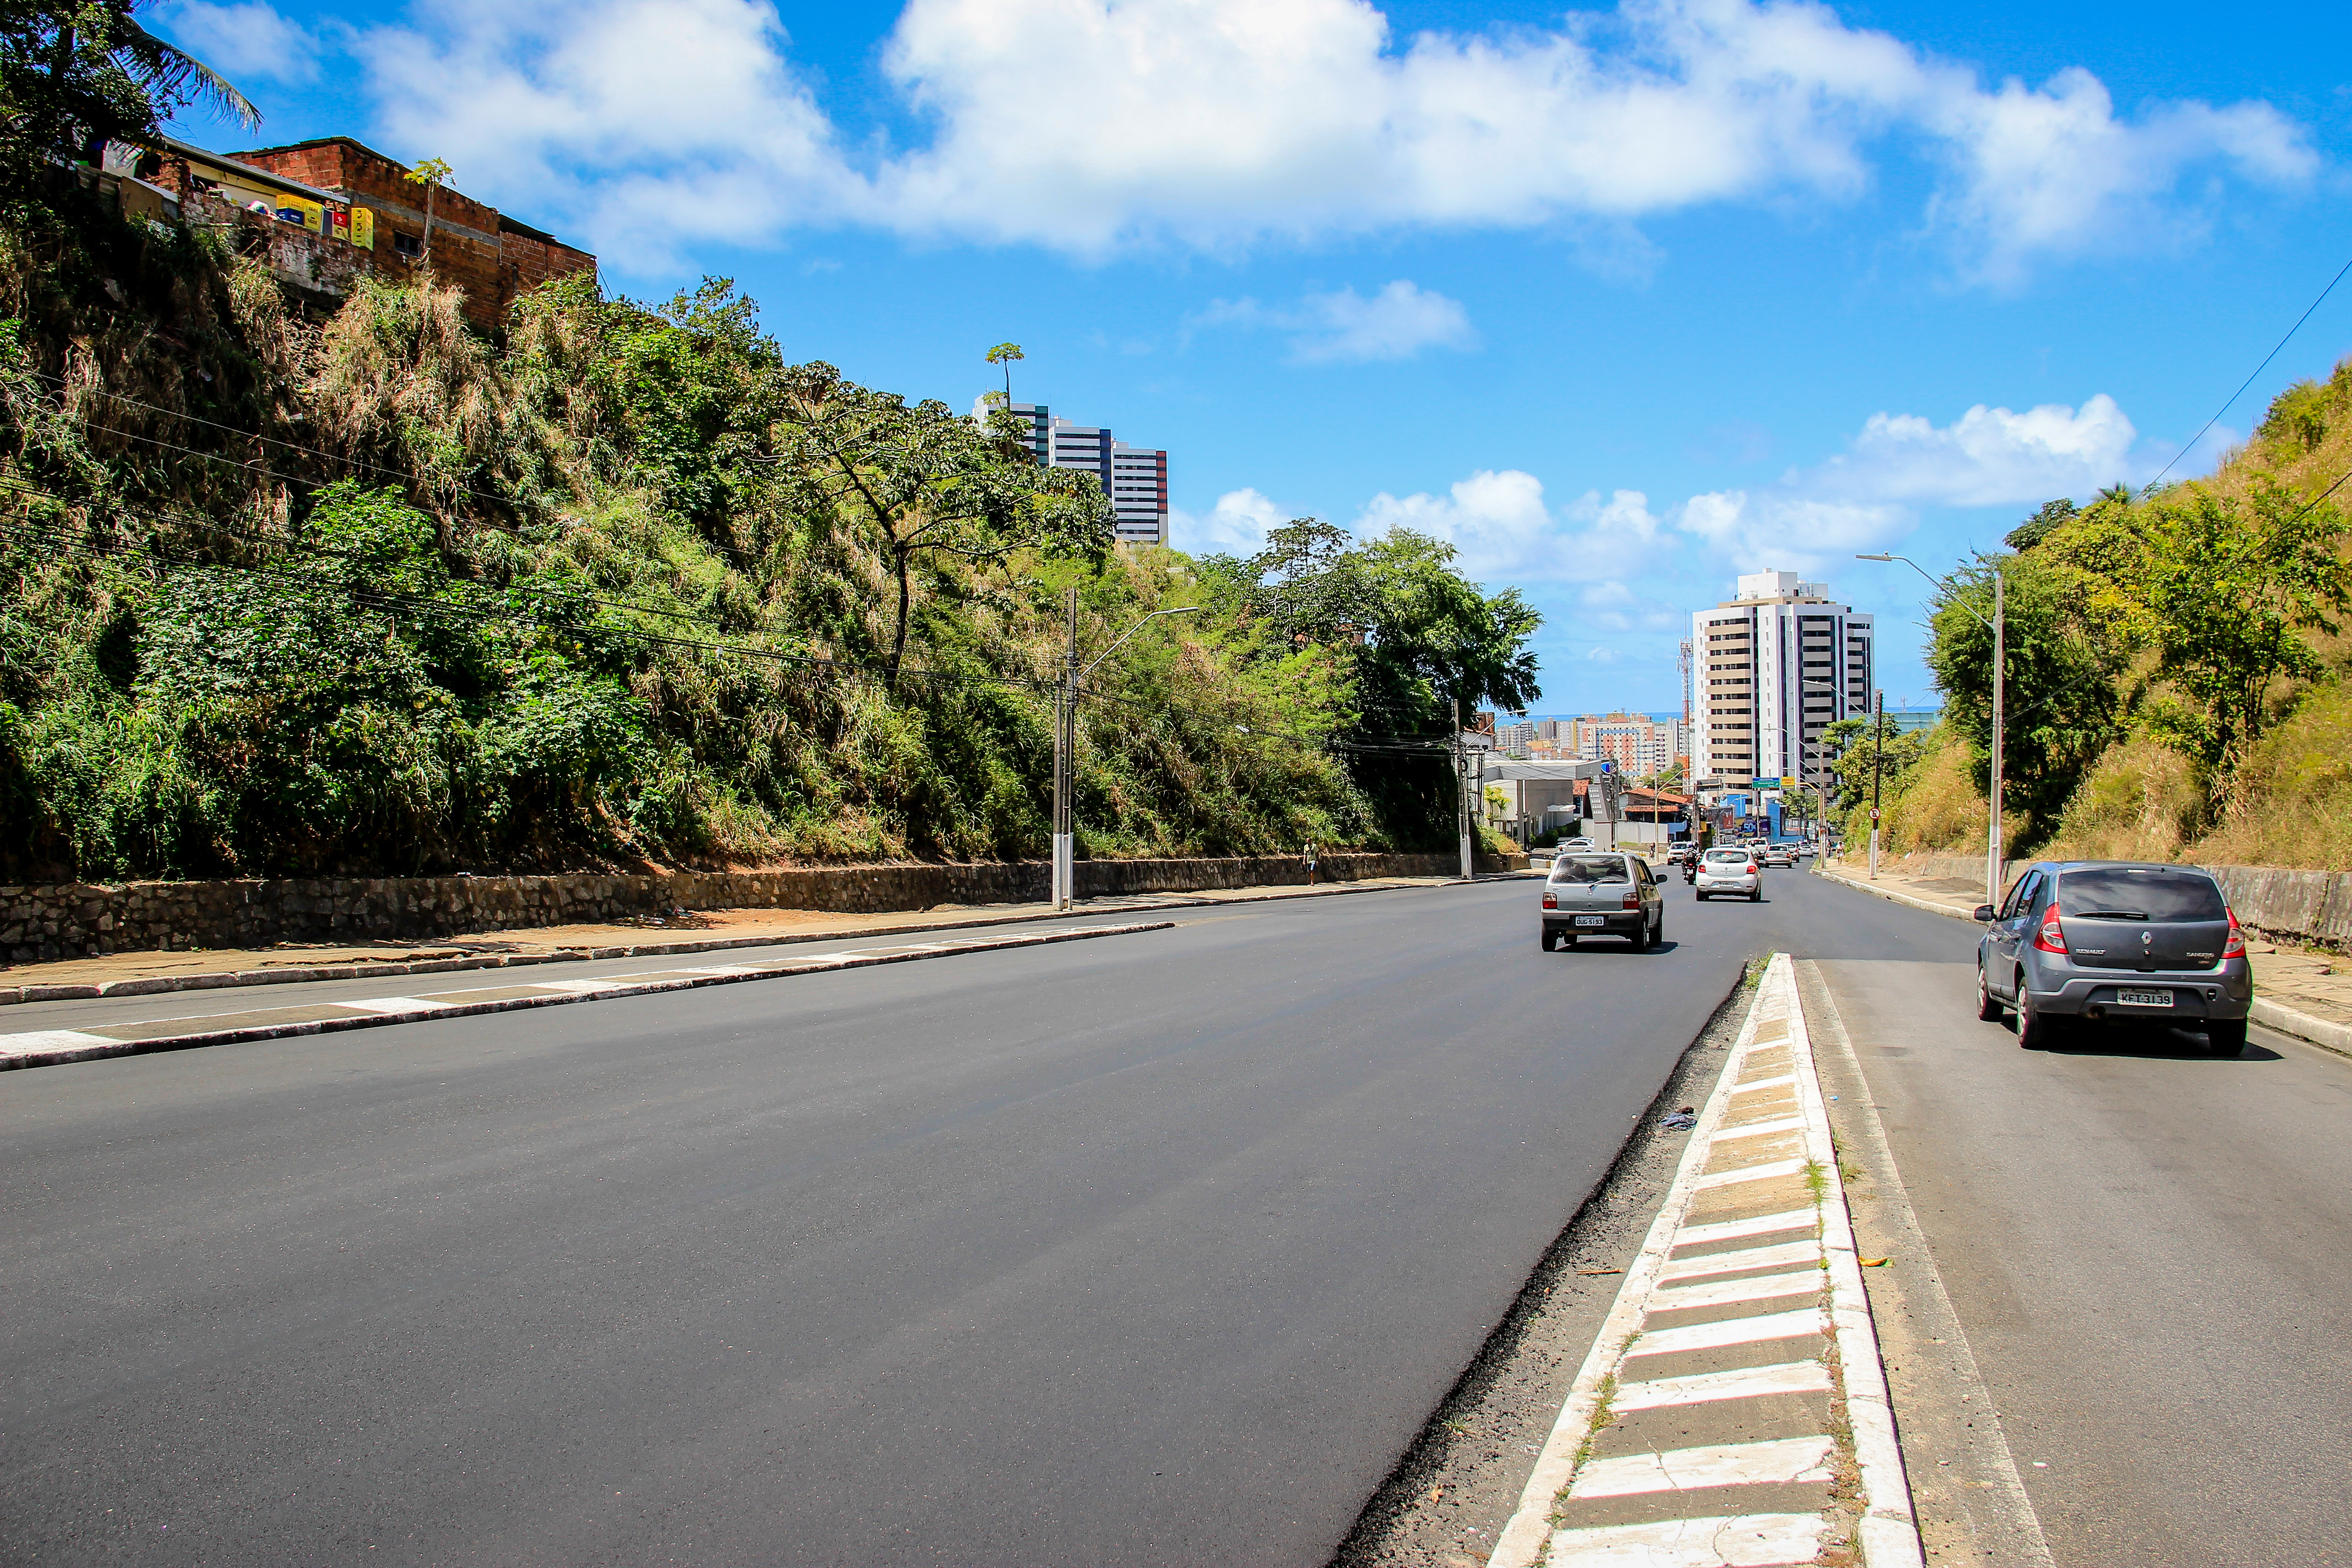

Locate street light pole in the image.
[1456,697,1474,882]
[1870,689,1885,881]
[1858,552,2005,909]
[1052,597,1203,911]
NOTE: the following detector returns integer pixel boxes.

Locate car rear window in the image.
[1704,848,1748,862]
[2057,867,2225,921]
[1550,854,1632,884]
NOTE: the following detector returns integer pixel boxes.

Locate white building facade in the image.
[1568,713,1688,779]
[1003,402,1168,546]
[1690,571,1873,791]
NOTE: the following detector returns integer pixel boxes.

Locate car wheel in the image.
[1695,891,1708,902]
[2205,1019,2247,1057]
[1541,929,1557,953]
[1749,887,1761,902]
[1632,916,1651,952]
[2016,985,2063,1049]
[1975,965,2004,1021]
[1654,913,1665,945]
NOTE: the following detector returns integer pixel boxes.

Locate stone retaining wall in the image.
[0,853,1473,963]
[1866,852,2352,951]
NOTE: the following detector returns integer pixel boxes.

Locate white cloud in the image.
[1673,393,2146,568]
[355,0,869,270]
[1356,472,1666,587]
[1195,281,1477,363]
[1170,487,1289,555]
[325,0,2313,280]
[158,0,322,85]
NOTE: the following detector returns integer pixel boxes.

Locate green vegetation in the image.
[1828,357,2352,868]
[0,171,1538,882]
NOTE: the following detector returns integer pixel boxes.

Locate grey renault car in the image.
[1974,860,2254,1053]
[1541,851,1665,951]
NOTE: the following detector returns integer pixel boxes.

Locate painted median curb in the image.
[0,920,1174,1073]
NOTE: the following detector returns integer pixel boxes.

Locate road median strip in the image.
[1487,953,1923,1568]
[0,921,1173,1073]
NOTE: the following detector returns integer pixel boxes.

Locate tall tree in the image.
[775,364,1112,689]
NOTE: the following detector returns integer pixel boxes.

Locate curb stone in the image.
[1487,954,1923,1568]
[0,921,1173,1073]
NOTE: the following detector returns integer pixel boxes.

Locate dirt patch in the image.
[1329,970,1757,1568]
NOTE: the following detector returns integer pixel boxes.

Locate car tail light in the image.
[2223,909,2245,958]
[1622,891,1641,910]
[1542,893,1557,909]
[1745,862,1758,875]
[2034,909,2068,954]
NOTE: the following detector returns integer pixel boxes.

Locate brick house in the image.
[128,135,595,331]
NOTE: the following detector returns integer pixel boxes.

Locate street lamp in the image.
[1857,551,2004,909]
[1053,599,1203,910]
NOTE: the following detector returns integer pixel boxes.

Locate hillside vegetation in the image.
[1828,355,2352,870]
[0,180,1537,882]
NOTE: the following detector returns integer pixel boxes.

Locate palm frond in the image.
[116,20,261,131]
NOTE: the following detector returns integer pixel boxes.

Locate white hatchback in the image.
[1695,847,1762,902]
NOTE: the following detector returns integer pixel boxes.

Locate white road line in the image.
[1612,1360,1834,1412]
[1690,1156,1808,1191]
[1711,1114,1806,1142]
[1650,1268,1823,1313]
[1621,1306,1828,1361]
[1547,1512,1827,1568]
[1727,1072,1798,1093]
[529,979,625,995]
[339,997,454,1016]
[1568,1436,1835,1498]
[1658,1239,1822,1283]
[1673,1208,1819,1248]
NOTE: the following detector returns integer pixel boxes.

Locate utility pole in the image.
[1456,697,1474,882]
[1869,690,1884,881]
[1054,586,1077,911]
[1989,567,2005,910]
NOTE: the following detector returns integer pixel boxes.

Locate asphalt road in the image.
[4,868,1867,1567]
[1818,900,2352,1566]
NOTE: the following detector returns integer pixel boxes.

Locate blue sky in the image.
[149,0,2352,716]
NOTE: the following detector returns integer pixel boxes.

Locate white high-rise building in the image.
[1689,571,1873,791]
[1001,402,1168,546]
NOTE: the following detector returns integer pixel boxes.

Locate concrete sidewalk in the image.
[1816,858,2352,1056]
[0,874,1499,1009]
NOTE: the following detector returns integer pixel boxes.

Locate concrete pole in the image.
[1868,690,1884,881]
[1054,586,1077,911]
[1989,568,2004,910]
[1457,698,1474,882]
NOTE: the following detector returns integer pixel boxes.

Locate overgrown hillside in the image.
[0,178,1538,882]
[1827,354,2352,870]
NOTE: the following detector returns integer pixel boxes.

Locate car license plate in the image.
[2116,988,2173,1008]
[1574,915,1605,928]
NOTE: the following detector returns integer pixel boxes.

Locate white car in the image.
[1558,837,1595,851]
[1695,846,1762,902]
[1761,845,1796,868]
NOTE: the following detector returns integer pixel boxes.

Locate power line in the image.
[2146,250,2352,490]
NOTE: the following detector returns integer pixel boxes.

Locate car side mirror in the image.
[1972,904,1996,923]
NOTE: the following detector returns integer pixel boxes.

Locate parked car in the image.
[1540,851,1665,951]
[1694,846,1761,902]
[1974,860,2253,1054]
[1558,836,1595,852]
[1761,845,1796,868]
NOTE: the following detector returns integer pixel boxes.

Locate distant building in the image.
[1882,707,1941,735]
[1001,403,1168,546]
[1495,720,1537,757]
[1690,570,1873,792]
[1568,712,1683,779]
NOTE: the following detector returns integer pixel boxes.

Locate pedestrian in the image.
[1304,841,1318,885]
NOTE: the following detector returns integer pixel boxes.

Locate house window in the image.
[392,231,422,259]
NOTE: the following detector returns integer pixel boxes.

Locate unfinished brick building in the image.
[135,135,595,332]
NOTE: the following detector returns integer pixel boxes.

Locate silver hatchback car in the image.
[1694,846,1761,901]
[1541,852,1664,951]
[1975,860,2254,1053]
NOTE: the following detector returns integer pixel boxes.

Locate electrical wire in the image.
[2146,250,2352,491]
